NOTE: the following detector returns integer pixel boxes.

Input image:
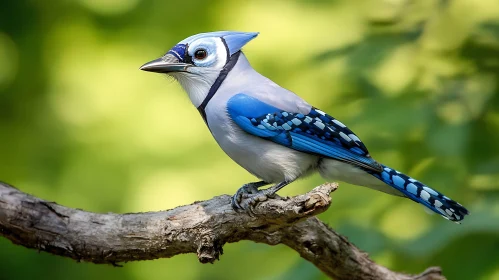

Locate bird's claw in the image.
[231,183,260,211]
[231,187,275,216]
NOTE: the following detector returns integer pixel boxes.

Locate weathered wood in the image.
[0,181,444,280]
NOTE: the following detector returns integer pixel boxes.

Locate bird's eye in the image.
[194,49,207,60]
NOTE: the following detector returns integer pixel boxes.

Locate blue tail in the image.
[370,164,469,222]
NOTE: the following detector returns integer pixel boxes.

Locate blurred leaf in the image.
[400,202,499,257]
[336,223,388,254]
[274,258,322,280]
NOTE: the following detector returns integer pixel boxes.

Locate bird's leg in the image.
[231,181,270,210]
[233,180,293,215]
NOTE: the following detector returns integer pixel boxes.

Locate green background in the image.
[1,0,498,279]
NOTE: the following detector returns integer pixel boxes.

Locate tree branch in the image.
[0,181,444,280]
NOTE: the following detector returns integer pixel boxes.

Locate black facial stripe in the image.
[197,49,240,126]
[220,37,230,63]
[184,43,193,64]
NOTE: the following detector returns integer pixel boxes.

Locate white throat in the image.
[170,70,221,107]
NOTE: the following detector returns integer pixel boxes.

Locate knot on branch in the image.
[300,183,335,213]
[196,233,223,264]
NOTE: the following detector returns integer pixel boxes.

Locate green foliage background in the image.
[1,0,498,279]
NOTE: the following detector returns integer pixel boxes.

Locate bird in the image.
[140,31,469,222]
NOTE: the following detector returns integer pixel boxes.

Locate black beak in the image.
[139,53,190,73]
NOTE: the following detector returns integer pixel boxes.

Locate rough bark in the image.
[0,181,445,280]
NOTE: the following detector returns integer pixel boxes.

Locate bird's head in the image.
[140,31,258,107]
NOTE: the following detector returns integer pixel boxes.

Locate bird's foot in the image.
[231,181,291,216]
[231,181,268,211]
[235,189,277,216]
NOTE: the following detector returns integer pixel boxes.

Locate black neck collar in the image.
[197,51,241,124]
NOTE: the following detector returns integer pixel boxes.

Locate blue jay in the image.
[140,31,469,222]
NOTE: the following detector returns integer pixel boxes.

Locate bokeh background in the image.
[1,0,498,279]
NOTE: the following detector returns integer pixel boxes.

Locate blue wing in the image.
[227,93,383,172]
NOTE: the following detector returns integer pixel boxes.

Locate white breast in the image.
[206,109,318,183]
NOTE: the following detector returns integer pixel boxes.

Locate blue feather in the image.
[227,93,382,172]
[370,165,469,222]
